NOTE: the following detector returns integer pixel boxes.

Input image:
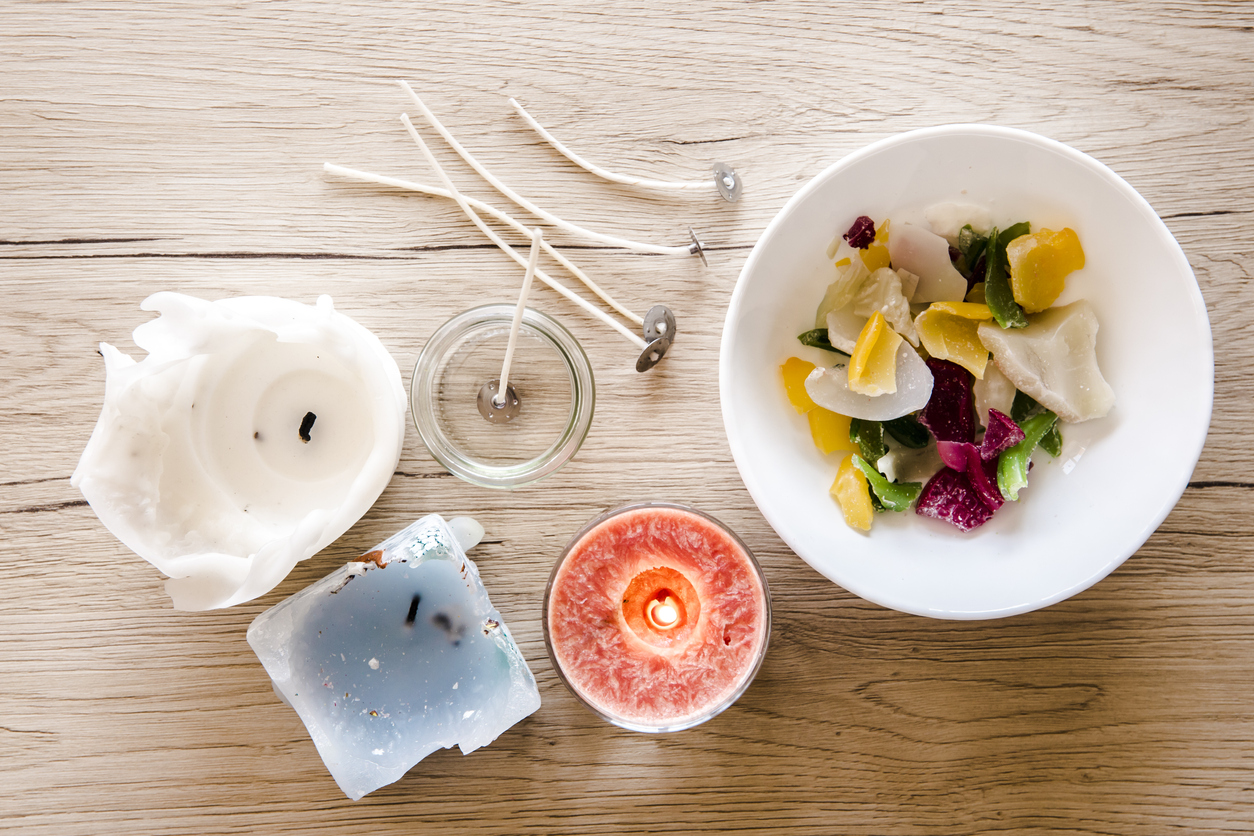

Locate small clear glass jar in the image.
[411,304,594,489]
[543,502,771,733]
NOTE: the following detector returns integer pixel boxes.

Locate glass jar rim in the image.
[543,501,772,733]
[411,304,594,490]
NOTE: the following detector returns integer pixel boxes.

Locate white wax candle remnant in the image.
[200,340,376,519]
[72,292,406,610]
[247,515,540,801]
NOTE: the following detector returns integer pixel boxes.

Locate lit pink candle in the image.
[544,503,770,732]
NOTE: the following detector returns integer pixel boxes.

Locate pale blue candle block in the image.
[247,514,540,800]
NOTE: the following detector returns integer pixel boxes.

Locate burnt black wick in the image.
[298,411,317,443]
[405,594,421,626]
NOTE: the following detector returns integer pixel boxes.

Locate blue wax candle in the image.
[248,515,540,800]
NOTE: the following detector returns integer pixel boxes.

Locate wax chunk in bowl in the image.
[247,514,540,800]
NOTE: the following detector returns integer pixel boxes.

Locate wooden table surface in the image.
[3,2,1252,834]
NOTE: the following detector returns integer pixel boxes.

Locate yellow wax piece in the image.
[860,243,891,272]
[848,311,903,396]
[858,219,893,272]
[927,301,994,320]
[1006,227,1086,313]
[831,455,873,531]
[916,303,993,379]
[808,408,857,455]
[780,357,818,413]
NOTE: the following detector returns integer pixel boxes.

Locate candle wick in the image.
[494,229,543,409]
[399,81,695,256]
[324,163,648,330]
[405,594,421,626]
[299,411,317,443]
[394,114,651,350]
[510,97,718,194]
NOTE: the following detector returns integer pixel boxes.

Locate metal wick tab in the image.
[636,339,670,373]
[712,162,742,203]
[636,305,677,373]
[642,305,676,343]
[477,379,521,422]
[687,228,709,267]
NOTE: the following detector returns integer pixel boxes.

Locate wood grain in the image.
[3,1,1253,834]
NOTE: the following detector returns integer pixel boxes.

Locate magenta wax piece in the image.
[919,358,976,444]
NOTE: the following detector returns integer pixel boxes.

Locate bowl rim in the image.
[719,123,1214,619]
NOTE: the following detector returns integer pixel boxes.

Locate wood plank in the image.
[2,1,1253,834]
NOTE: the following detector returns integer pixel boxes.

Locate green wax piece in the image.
[797,328,849,356]
[997,410,1059,501]
[849,418,887,464]
[851,454,923,512]
[883,413,930,449]
[985,223,1030,330]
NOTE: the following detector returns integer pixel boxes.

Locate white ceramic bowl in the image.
[720,125,1213,619]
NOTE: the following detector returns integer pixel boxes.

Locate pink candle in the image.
[544,503,771,732]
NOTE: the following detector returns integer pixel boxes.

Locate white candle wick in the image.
[398,80,694,257]
[396,117,647,350]
[323,162,644,327]
[510,97,711,192]
[495,229,542,408]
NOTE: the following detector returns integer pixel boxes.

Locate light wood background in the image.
[3,1,1252,834]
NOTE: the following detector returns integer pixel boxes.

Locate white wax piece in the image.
[447,516,486,551]
[973,362,1017,430]
[72,293,406,610]
[803,343,934,421]
[924,202,993,244]
[886,222,968,304]
[978,300,1115,423]
[247,514,541,801]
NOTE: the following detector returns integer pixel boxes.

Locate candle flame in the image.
[645,596,680,630]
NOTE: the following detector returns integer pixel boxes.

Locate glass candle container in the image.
[543,502,771,733]
[411,304,594,489]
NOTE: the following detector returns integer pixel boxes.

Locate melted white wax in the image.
[72,293,406,610]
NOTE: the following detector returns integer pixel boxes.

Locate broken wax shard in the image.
[977,300,1115,423]
[246,514,540,800]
